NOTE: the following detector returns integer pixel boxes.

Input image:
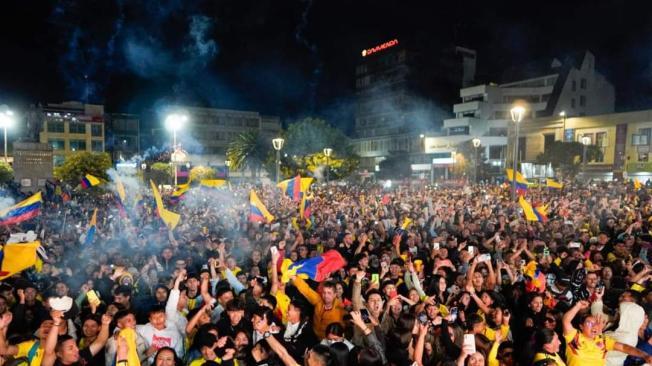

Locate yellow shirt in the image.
[189,356,238,366]
[16,340,43,366]
[533,352,566,366]
[483,324,510,342]
[564,329,615,366]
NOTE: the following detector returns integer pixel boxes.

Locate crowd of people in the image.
[0,177,651,366]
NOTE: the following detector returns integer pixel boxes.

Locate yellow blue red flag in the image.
[0,241,40,280]
[0,192,42,225]
[81,174,101,188]
[506,169,528,196]
[546,179,563,189]
[150,180,180,230]
[249,190,274,223]
[83,209,97,246]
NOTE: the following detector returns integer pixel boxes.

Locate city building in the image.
[355,39,476,139]
[516,109,652,180]
[37,101,105,166]
[352,38,476,176]
[105,113,140,162]
[12,142,53,193]
[432,50,616,178]
[141,106,282,167]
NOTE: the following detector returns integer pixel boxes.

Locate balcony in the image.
[443,117,477,129]
[453,101,483,114]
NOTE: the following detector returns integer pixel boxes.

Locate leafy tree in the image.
[535,141,603,178]
[283,118,354,157]
[275,151,359,180]
[0,162,13,184]
[190,166,216,181]
[54,152,112,184]
[150,162,174,184]
[226,131,270,178]
[265,117,359,180]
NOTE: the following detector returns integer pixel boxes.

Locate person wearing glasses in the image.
[562,300,652,366]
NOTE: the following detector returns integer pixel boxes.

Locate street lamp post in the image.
[559,111,567,141]
[165,113,188,186]
[472,138,481,184]
[323,148,333,183]
[225,159,231,179]
[581,136,591,177]
[0,110,14,163]
[272,138,285,184]
[510,106,525,201]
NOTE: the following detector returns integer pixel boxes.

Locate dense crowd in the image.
[0,178,651,366]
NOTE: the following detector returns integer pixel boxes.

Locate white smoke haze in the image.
[0,197,16,213]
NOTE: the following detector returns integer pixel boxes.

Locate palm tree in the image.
[226,131,269,178]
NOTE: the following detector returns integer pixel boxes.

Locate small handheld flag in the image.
[0,241,40,280]
[150,180,180,230]
[249,190,274,223]
[546,179,563,189]
[506,169,528,196]
[0,192,43,225]
[519,196,547,222]
[299,194,312,219]
[81,174,101,188]
[83,209,97,246]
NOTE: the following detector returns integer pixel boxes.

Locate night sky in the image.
[1,0,652,133]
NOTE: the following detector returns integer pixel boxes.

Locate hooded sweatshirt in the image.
[605,301,645,366]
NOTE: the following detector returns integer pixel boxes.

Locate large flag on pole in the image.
[299,194,312,219]
[249,190,274,223]
[150,180,180,230]
[0,192,43,225]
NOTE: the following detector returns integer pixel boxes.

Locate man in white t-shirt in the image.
[137,305,184,362]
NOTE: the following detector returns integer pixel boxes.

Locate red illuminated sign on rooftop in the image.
[361,39,399,57]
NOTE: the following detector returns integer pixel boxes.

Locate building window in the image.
[91,124,102,137]
[449,126,469,136]
[489,146,504,160]
[92,141,103,152]
[580,78,587,89]
[54,155,65,167]
[48,121,65,133]
[571,98,576,108]
[69,140,86,151]
[572,80,576,91]
[580,95,586,107]
[48,139,65,150]
[69,123,86,134]
[544,134,555,151]
[639,153,649,162]
[20,179,32,187]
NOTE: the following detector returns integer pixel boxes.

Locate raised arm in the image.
[352,271,365,311]
[42,310,65,366]
[88,314,112,356]
[270,248,280,296]
[563,300,589,336]
[0,313,17,357]
[292,276,320,306]
[613,341,652,364]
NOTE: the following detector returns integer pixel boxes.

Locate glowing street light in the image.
[581,135,591,175]
[165,113,188,186]
[472,138,481,184]
[559,111,567,141]
[0,109,14,163]
[272,137,285,183]
[165,113,188,149]
[510,105,526,201]
[323,147,333,183]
